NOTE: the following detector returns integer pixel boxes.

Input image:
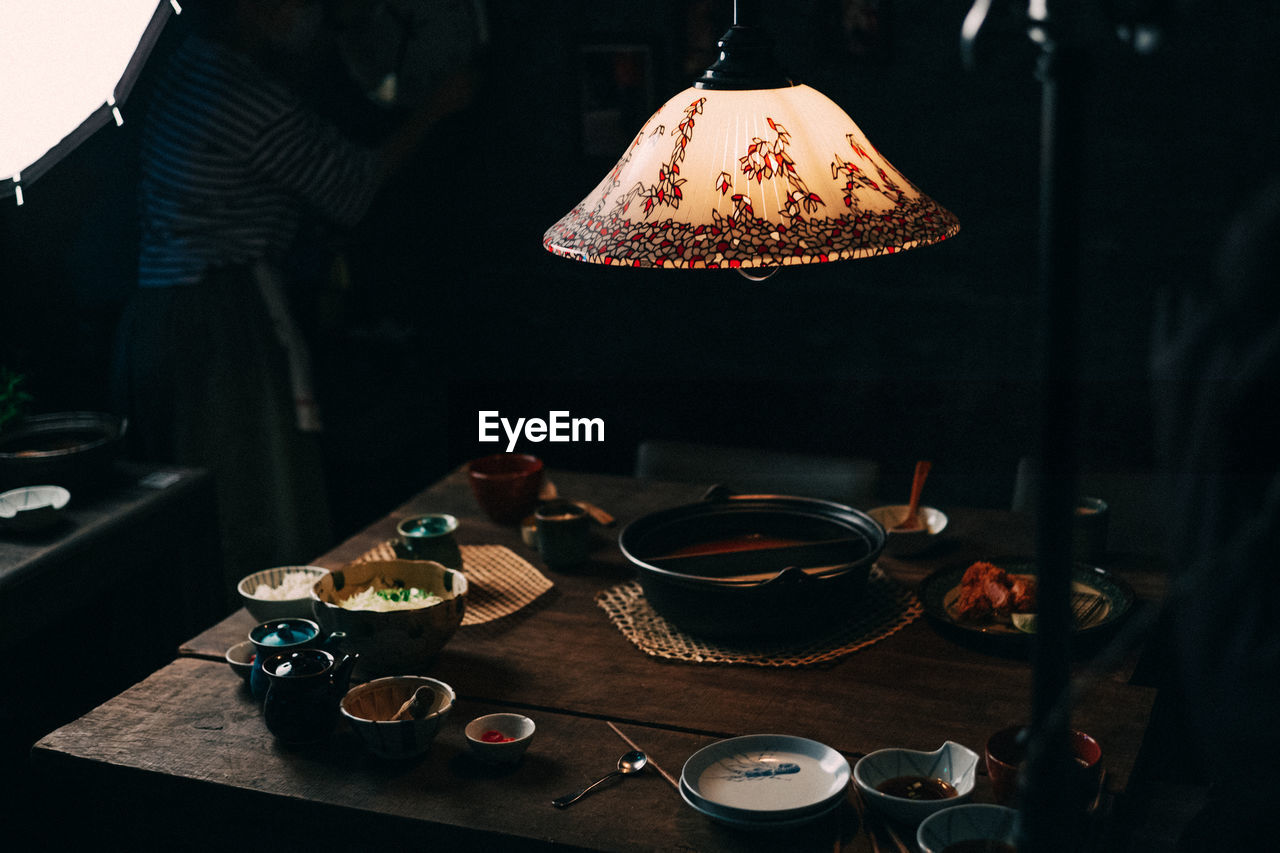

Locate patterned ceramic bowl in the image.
[311,560,467,677]
[237,565,329,622]
[917,803,1019,853]
[853,741,980,825]
[341,676,455,760]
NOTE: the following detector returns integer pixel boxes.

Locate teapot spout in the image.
[332,652,359,694]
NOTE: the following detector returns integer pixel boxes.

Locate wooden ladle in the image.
[892,460,932,531]
[390,685,438,721]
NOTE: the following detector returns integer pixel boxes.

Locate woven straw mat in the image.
[355,542,553,626]
[595,565,922,667]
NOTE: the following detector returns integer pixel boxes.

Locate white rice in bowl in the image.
[251,570,320,600]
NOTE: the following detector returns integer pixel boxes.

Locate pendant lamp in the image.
[543,13,958,272]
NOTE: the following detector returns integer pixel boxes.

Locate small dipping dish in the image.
[464,713,535,763]
[0,484,70,533]
[853,741,979,825]
[225,640,255,683]
[867,504,948,557]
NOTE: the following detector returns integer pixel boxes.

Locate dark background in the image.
[2,0,1273,545]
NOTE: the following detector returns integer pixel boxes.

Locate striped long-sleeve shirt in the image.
[138,36,378,287]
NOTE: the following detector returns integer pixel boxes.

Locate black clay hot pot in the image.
[618,488,886,639]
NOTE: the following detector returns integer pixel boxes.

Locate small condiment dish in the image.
[917,803,1019,853]
[464,712,535,763]
[237,565,329,622]
[853,741,979,825]
[225,640,255,683]
[867,504,948,557]
[341,676,455,759]
[0,484,70,533]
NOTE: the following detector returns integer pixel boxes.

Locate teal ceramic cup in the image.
[395,513,463,569]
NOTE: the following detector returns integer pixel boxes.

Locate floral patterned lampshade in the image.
[543,83,959,271]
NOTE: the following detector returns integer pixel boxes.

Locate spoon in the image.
[551,750,647,808]
[390,685,437,721]
[892,460,932,531]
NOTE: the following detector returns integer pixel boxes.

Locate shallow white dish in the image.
[679,778,844,829]
[681,734,850,821]
[0,484,70,533]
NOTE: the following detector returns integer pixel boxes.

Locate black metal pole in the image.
[1018,3,1082,851]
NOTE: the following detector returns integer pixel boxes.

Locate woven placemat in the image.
[355,542,553,626]
[595,565,922,667]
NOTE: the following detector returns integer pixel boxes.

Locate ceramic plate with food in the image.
[919,558,1134,647]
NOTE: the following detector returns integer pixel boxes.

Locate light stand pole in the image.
[964,2,1084,849]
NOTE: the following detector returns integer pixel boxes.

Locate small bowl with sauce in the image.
[853,740,979,825]
[464,712,535,763]
[917,803,1019,853]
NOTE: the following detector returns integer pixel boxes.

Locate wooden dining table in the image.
[29,465,1167,851]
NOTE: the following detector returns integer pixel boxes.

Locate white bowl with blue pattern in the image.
[917,803,1019,853]
[853,741,980,825]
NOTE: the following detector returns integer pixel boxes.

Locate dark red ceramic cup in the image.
[467,453,545,524]
[985,725,1103,809]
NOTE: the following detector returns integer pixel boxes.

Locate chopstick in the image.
[848,785,884,853]
[606,721,679,790]
[849,784,912,853]
[879,819,912,853]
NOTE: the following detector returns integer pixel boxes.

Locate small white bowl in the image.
[853,741,979,826]
[0,484,70,533]
[867,505,948,557]
[225,640,255,683]
[237,565,329,622]
[464,713,535,763]
[917,803,1019,853]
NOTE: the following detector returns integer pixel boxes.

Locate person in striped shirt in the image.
[112,0,473,598]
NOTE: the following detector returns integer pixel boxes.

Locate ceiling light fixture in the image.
[543,1,958,277]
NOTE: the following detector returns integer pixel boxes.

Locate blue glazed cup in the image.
[395,513,463,569]
[247,618,345,701]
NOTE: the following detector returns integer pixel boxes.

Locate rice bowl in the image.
[237,566,329,621]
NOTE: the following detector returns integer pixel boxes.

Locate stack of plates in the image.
[679,735,850,829]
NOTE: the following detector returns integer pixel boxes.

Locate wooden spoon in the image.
[390,685,438,721]
[892,460,932,531]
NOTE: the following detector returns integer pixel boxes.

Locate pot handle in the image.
[771,566,810,585]
[737,563,859,589]
[701,484,734,502]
